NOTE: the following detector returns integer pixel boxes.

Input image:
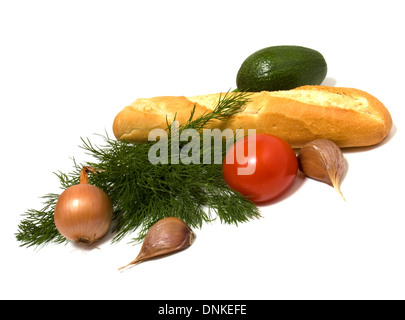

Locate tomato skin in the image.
[223,134,298,203]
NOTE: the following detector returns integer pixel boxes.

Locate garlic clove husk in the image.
[119,217,195,270]
[297,139,347,201]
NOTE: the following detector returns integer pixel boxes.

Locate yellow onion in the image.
[54,166,113,245]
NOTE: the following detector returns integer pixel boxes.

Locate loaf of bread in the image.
[112,85,392,148]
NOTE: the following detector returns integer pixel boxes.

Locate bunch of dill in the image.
[16,91,261,247]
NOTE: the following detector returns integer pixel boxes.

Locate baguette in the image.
[112,85,392,148]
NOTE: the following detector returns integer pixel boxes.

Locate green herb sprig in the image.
[16,91,261,247]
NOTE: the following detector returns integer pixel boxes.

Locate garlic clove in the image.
[119,217,195,270]
[297,139,347,201]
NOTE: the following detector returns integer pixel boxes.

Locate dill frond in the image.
[16,91,260,247]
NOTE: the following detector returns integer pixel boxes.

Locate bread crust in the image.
[112,86,392,148]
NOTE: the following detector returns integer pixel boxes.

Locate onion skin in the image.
[54,168,113,245]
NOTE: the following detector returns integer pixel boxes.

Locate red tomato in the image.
[223,134,298,203]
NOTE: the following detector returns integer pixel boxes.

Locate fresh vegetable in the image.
[297,139,347,200]
[15,91,260,247]
[223,134,298,203]
[236,45,327,92]
[53,166,113,244]
[119,217,195,270]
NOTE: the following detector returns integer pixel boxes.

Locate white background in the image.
[1,0,404,300]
